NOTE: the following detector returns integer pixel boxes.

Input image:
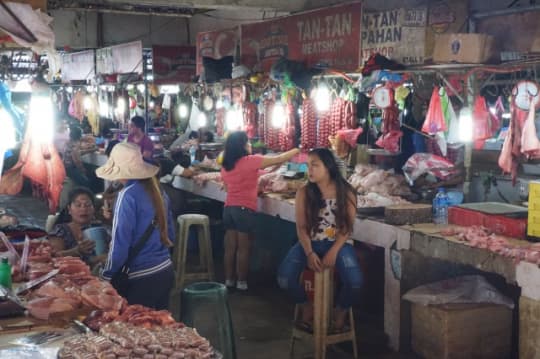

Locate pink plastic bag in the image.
[421,87,447,134]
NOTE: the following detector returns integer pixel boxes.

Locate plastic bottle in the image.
[432,188,449,225]
[0,257,12,289]
[189,145,196,164]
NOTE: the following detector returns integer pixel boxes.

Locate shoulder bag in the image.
[111,218,157,297]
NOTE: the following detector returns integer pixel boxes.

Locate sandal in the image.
[293,320,313,333]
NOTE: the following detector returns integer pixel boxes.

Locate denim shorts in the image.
[223,206,257,234]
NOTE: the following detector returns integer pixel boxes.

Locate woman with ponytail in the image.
[96,142,175,309]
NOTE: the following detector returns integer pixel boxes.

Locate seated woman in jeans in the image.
[277,148,363,332]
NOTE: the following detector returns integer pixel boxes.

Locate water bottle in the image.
[189,145,196,164]
[432,188,449,225]
[0,257,12,289]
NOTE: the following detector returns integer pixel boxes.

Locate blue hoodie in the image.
[102,180,175,280]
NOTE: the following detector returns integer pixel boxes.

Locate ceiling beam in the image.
[97,0,312,12]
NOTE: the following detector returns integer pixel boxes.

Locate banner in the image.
[196,28,238,75]
[96,40,143,75]
[240,2,363,72]
[61,50,95,82]
[152,45,196,84]
[361,7,427,66]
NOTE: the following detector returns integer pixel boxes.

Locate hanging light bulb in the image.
[126,84,134,90]
[216,98,224,109]
[28,96,54,144]
[314,83,331,112]
[83,96,93,111]
[137,84,145,93]
[225,106,243,131]
[458,107,473,142]
[149,101,155,109]
[178,104,189,118]
[99,101,109,117]
[197,112,207,128]
[272,101,286,128]
[116,98,126,116]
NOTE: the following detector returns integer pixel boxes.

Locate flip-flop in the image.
[293,320,313,333]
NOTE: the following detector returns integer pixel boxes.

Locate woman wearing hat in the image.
[96,142,175,309]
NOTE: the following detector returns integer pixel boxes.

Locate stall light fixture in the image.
[137,84,145,93]
[216,98,224,109]
[66,86,73,94]
[149,101,155,109]
[313,83,331,112]
[502,112,511,119]
[116,98,126,116]
[178,104,189,118]
[28,95,54,144]
[0,108,16,150]
[458,107,473,142]
[225,106,243,131]
[197,112,207,128]
[83,96,93,111]
[160,85,179,94]
[271,101,286,128]
[99,101,109,117]
[126,84,134,90]
[86,85,96,93]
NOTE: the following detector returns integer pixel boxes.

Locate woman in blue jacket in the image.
[96,142,175,309]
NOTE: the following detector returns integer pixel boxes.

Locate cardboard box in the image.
[411,303,512,359]
[433,33,495,63]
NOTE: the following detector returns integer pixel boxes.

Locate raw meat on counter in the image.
[84,304,176,331]
[348,164,412,199]
[440,226,540,265]
[58,322,215,359]
[193,172,222,186]
[357,192,410,208]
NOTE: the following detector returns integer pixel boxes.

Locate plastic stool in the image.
[170,214,215,318]
[290,268,358,359]
[181,282,236,359]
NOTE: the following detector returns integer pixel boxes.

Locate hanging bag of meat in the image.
[472,95,492,150]
[521,99,540,158]
[421,87,447,135]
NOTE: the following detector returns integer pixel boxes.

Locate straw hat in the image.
[96,142,158,181]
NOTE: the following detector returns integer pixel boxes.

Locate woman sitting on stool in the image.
[277,148,363,332]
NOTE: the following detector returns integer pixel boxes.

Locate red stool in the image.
[290,268,358,359]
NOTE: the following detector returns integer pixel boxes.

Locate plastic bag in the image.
[473,95,492,149]
[402,275,514,309]
[402,153,455,185]
[421,87,447,134]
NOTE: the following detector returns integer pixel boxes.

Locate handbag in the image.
[111,218,157,297]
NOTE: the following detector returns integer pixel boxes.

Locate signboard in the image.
[152,45,196,84]
[61,50,95,82]
[96,40,143,75]
[361,7,427,66]
[240,2,363,72]
[476,9,540,53]
[196,28,238,75]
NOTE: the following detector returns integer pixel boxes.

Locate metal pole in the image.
[144,53,149,135]
[463,73,476,202]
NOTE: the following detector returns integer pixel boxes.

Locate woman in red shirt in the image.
[221,131,299,290]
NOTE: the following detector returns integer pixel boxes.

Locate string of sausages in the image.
[300,98,317,151]
[243,102,258,139]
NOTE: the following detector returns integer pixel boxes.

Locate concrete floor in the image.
[0,190,419,359]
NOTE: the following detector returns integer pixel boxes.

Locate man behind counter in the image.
[127,116,154,160]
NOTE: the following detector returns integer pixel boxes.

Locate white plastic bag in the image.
[402,275,514,309]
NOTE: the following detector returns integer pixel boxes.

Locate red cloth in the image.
[221,155,264,211]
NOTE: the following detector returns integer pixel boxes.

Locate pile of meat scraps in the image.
[348,164,412,207]
[441,226,540,265]
[58,321,214,359]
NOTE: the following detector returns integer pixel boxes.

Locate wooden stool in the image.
[290,268,358,359]
[170,214,215,318]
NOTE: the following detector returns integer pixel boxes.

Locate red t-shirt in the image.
[221,155,264,211]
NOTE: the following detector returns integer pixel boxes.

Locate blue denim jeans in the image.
[277,240,363,310]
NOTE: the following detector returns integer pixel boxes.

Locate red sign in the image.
[152,45,196,84]
[240,2,362,72]
[196,28,238,75]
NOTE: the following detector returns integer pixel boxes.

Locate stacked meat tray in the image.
[0,237,218,358]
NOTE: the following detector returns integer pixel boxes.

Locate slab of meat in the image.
[520,100,540,158]
[26,296,75,320]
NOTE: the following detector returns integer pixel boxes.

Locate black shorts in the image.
[223,206,257,234]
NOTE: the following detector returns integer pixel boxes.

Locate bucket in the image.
[82,226,108,255]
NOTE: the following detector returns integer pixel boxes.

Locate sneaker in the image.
[225,279,235,288]
[236,281,248,291]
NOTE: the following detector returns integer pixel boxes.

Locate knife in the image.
[72,319,92,334]
[15,269,60,296]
